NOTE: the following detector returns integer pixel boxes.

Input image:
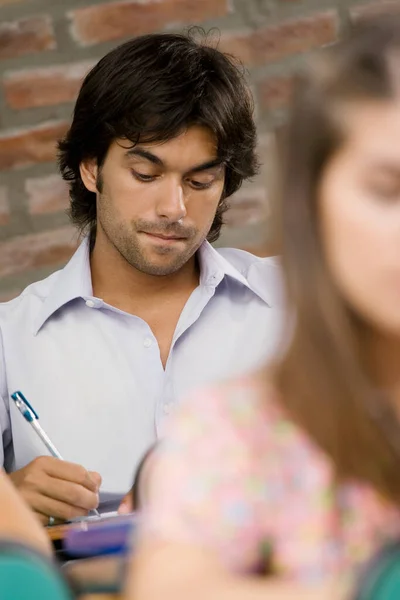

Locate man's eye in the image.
[131,170,155,182]
[189,179,213,190]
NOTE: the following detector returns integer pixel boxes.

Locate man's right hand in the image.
[8,456,102,525]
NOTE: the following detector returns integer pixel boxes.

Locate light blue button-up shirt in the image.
[0,238,284,496]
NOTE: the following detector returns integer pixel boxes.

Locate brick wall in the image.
[0,0,390,299]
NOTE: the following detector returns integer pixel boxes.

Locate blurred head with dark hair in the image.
[58,29,258,276]
[276,13,400,503]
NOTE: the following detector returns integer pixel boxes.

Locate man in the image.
[0,31,284,525]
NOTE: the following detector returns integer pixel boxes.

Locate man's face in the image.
[80,126,225,276]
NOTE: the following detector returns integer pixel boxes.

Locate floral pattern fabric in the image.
[140,376,400,587]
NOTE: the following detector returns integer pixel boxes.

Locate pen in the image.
[11,391,101,518]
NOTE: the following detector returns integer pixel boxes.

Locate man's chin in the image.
[122,237,199,276]
[133,255,191,277]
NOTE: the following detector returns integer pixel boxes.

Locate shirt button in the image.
[85,300,95,308]
[143,337,153,348]
[163,403,172,415]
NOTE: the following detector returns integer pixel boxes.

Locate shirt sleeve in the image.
[0,327,11,469]
[139,379,270,573]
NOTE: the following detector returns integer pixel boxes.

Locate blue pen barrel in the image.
[64,515,136,558]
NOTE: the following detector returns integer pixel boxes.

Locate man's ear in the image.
[80,159,99,194]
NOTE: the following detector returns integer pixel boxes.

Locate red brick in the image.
[258,75,294,111]
[0,0,27,5]
[25,174,69,215]
[69,0,229,46]
[0,16,55,61]
[224,135,274,228]
[3,60,95,110]
[351,1,400,20]
[0,187,10,226]
[225,186,269,227]
[0,226,77,278]
[240,242,277,257]
[0,121,69,171]
[220,11,337,67]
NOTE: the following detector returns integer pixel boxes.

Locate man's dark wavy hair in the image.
[58,29,259,243]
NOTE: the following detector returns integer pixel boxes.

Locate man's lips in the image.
[141,231,187,241]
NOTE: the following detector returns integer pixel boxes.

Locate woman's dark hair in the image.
[58,29,258,243]
[275,13,400,503]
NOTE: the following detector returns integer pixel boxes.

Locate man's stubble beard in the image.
[98,203,201,276]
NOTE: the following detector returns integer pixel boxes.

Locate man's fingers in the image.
[35,456,101,492]
[37,477,99,511]
[88,470,102,490]
[118,492,133,514]
[36,512,49,526]
[24,490,91,522]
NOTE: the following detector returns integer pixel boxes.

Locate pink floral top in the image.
[140,376,400,587]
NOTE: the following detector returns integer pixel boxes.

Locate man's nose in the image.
[155,178,187,222]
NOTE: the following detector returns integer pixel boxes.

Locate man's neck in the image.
[90,235,200,315]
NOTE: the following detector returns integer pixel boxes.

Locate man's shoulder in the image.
[0,269,62,323]
[216,247,284,306]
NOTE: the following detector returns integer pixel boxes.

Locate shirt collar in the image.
[33,237,92,335]
[198,241,272,305]
[33,237,271,334]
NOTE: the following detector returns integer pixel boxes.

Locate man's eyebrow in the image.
[125,148,223,173]
[189,158,224,173]
[124,148,164,166]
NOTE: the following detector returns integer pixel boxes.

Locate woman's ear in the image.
[80,159,99,194]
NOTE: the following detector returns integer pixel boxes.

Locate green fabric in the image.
[0,553,73,600]
[356,544,400,600]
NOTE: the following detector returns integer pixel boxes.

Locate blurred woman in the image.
[0,469,51,555]
[127,14,400,600]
